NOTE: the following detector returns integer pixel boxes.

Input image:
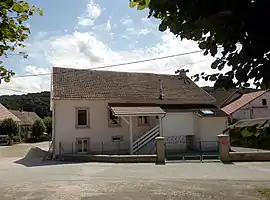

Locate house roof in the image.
[9,110,40,125]
[52,67,216,104]
[221,90,267,115]
[0,104,21,122]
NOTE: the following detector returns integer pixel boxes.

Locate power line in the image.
[0,88,31,94]
[11,49,204,78]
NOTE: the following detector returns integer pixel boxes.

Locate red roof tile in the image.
[221,90,267,115]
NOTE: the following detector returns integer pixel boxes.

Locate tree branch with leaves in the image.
[0,0,43,83]
[130,0,270,89]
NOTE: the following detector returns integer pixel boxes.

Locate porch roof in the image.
[110,106,166,116]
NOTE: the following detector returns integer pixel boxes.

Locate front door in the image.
[77,138,89,153]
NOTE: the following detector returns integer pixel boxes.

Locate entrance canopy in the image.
[110,106,166,117]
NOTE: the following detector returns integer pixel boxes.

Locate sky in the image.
[0,0,223,95]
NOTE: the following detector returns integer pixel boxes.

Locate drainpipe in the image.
[159,113,166,137]
[52,101,56,158]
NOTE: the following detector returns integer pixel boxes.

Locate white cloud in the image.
[2,1,229,95]
[138,28,151,36]
[77,0,101,27]
[120,16,133,25]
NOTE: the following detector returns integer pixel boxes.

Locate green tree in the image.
[130,0,270,89]
[0,118,19,145]
[0,0,43,82]
[31,119,46,138]
[43,117,52,136]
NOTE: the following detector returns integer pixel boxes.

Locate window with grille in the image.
[138,116,149,126]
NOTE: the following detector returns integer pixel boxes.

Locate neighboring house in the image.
[0,103,40,137]
[203,86,258,107]
[221,90,270,121]
[9,110,41,137]
[0,104,21,123]
[51,67,228,156]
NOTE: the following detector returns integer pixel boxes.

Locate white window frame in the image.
[108,109,121,127]
[138,116,150,126]
[76,138,89,153]
[75,107,90,128]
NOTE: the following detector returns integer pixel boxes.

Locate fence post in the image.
[101,142,104,154]
[217,134,230,163]
[155,136,165,165]
[72,142,73,154]
[59,142,61,156]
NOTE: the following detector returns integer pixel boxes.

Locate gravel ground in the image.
[1,143,270,200]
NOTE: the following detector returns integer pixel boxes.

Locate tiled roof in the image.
[9,110,40,125]
[52,67,216,104]
[221,90,267,115]
[0,104,21,122]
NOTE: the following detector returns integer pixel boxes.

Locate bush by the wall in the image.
[0,118,20,145]
[32,119,46,138]
[43,117,52,136]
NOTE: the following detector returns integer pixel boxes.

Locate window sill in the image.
[75,125,90,129]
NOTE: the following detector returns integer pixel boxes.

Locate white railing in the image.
[132,124,160,154]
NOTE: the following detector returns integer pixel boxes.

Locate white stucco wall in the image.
[198,117,228,151]
[53,99,158,155]
[232,92,270,119]
[162,112,195,152]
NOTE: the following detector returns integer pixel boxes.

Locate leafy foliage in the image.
[0,91,51,118]
[43,117,52,136]
[0,0,43,82]
[130,0,270,89]
[31,118,46,138]
[0,118,19,144]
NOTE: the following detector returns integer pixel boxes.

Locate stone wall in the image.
[229,151,270,162]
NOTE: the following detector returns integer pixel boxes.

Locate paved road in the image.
[1,143,270,199]
[0,158,270,200]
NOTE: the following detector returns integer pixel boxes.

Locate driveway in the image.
[231,146,270,152]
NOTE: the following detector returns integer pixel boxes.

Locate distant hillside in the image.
[0,91,51,118]
[0,87,259,118]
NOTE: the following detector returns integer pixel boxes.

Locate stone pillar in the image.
[217,134,231,163]
[155,136,165,165]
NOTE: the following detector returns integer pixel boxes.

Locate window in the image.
[138,116,149,126]
[199,109,214,115]
[77,138,88,153]
[76,108,89,128]
[108,109,120,126]
[262,99,267,106]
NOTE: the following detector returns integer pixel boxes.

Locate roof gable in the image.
[9,110,40,125]
[52,67,216,104]
[221,90,267,115]
[0,104,21,122]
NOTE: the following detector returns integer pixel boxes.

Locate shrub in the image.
[32,119,46,138]
[43,117,52,136]
[0,118,19,145]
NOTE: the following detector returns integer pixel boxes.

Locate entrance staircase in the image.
[132,124,160,154]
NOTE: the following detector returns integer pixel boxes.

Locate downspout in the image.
[52,101,56,158]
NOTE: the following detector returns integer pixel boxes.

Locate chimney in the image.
[159,79,164,100]
[179,69,186,78]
